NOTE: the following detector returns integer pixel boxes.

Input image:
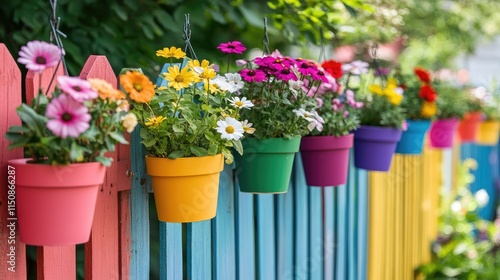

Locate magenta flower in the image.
[57,76,98,102]
[296,60,320,77]
[239,68,267,83]
[217,41,247,54]
[315,97,323,108]
[46,94,91,138]
[274,68,298,81]
[17,41,61,73]
[332,98,344,111]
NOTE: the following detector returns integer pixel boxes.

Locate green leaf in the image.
[40,136,57,145]
[16,104,47,136]
[109,131,129,144]
[142,138,157,148]
[190,146,208,157]
[140,127,149,139]
[232,139,243,155]
[208,143,218,155]
[82,125,100,141]
[168,150,184,159]
[172,124,184,133]
[70,142,85,162]
[5,133,31,149]
[7,126,30,133]
[96,155,113,167]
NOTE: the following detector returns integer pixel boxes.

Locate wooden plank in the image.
[0,43,27,279]
[212,165,235,280]
[323,187,335,280]
[308,186,323,280]
[235,177,256,280]
[159,223,182,280]
[37,247,76,279]
[255,194,276,280]
[293,155,309,279]
[119,191,131,280]
[335,177,347,280]
[356,168,368,280]
[187,221,211,280]
[276,182,294,280]
[125,67,151,279]
[81,55,119,279]
[347,162,357,280]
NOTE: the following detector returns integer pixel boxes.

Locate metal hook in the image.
[182,14,197,60]
[45,0,69,95]
[370,42,379,60]
[262,17,270,54]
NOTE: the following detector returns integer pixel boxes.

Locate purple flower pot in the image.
[429,118,459,148]
[353,125,403,172]
[300,134,353,187]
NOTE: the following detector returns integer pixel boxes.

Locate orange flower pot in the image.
[476,120,500,146]
[457,112,483,143]
[145,154,224,223]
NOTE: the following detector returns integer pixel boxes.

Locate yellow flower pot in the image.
[145,154,224,223]
[476,120,500,146]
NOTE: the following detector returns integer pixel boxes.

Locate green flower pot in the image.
[235,137,301,193]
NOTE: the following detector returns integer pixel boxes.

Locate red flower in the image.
[414,67,431,83]
[321,60,343,79]
[419,84,437,102]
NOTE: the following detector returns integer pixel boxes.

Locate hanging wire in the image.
[46,0,68,95]
[262,17,270,54]
[182,14,198,60]
[318,28,327,62]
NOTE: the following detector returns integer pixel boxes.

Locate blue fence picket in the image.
[293,155,310,280]
[347,164,358,280]
[276,183,294,280]
[187,221,212,279]
[212,165,236,279]
[308,186,324,280]
[323,187,336,280]
[235,178,256,280]
[159,223,183,280]
[356,169,369,280]
[256,194,276,280]
[335,181,348,280]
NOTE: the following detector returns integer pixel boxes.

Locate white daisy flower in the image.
[229,97,254,109]
[241,120,255,134]
[216,117,244,140]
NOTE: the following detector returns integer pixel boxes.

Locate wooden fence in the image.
[0,43,498,279]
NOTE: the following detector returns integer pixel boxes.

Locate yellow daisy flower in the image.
[156,47,186,59]
[187,59,211,69]
[203,80,221,94]
[145,116,167,127]
[369,84,383,95]
[162,66,195,91]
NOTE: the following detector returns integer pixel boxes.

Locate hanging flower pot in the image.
[476,120,500,146]
[395,119,432,155]
[353,125,402,171]
[429,118,459,148]
[457,111,483,143]
[235,137,301,193]
[7,159,106,246]
[145,154,224,223]
[300,134,353,186]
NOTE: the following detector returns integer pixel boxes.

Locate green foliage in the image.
[417,159,500,279]
[434,81,468,119]
[5,85,130,166]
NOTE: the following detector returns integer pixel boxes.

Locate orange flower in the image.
[120,71,155,103]
[88,78,125,100]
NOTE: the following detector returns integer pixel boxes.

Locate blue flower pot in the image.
[395,120,431,155]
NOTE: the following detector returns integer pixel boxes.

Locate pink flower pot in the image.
[7,159,106,246]
[300,134,353,186]
[429,118,459,148]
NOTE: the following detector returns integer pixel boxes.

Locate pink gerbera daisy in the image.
[239,68,267,83]
[17,41,61,73]
[217,41,247,54]
[274,68,298,82]
[46,94,91,138]
[57,76,98,102]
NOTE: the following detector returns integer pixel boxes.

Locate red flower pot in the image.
[300,134,353,186]
[457,112,483,143]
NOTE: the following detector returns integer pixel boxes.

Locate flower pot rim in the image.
[145,153,224,177]
[354,125,402,142]
[300,134,353,151]
[240,136,301,154]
